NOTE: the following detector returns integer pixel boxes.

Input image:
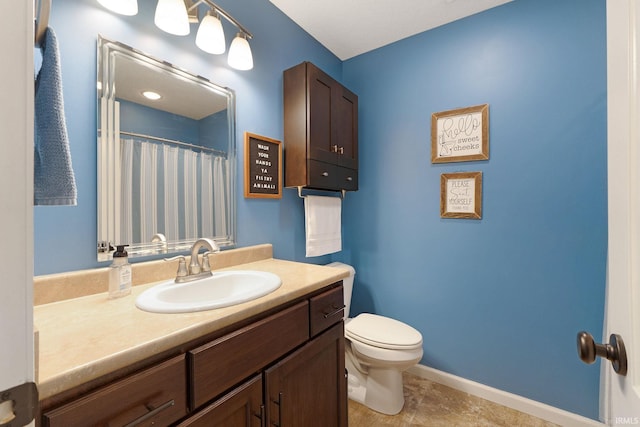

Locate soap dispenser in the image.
[109,245,132,298]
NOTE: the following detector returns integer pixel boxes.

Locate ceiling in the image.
[268,0,513,60]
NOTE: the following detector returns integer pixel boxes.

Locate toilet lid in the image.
[345,313,422,350]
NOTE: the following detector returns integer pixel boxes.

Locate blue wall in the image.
[35,0,606,420]
[339,0,606,420]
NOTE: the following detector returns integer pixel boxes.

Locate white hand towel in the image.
[305,195,342,257]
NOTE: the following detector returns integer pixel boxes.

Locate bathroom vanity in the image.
[34,245,349,426]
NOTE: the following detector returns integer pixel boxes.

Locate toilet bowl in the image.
[326,262,423,415]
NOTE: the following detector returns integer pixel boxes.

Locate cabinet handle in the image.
[122,399,175,427]
[270,392,283,427]
[321,171,329,177]
[338,146,344,155]
[323,304,346,319]
[346,176,353,182]
[332,144,339,153]
[254,404,265,427]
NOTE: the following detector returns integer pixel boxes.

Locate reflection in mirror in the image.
[97,36,236,261]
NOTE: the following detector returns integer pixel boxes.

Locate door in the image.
[601,0,640,422]
[264,322,347,427]
[0,0,36,426]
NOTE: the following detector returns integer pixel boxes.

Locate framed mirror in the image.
[97,36,236,261]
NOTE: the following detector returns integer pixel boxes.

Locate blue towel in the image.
[34,27,77,206]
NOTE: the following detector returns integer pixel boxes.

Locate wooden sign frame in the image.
[244,132,282,199]
[431,104,489,163]
[440,171,483,219]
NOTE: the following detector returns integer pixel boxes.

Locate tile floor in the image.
[348,373,560,427]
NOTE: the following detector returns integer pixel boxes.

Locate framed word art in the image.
[431,104,489,163]
[440,171,482,219]
[244,132,282,199]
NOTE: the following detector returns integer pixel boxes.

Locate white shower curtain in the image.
[183,149,199,240]
[138,140,158,243]
[200,153,214,238]
[214,156,227,237]
[119,137,227,244]
[120,138,134,244]
[163,145,179,241]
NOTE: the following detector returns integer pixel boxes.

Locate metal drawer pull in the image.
[123,399,175,427]
[322,171,329,177]
[346,176,353,181]
[323,304,346,319]
[271,392,283,427]
[254,404,265,425]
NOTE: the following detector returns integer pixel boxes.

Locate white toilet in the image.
[327,262,423,415]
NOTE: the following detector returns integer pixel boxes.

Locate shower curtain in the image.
[119,138,227,245]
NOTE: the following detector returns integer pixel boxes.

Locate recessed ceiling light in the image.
[142,90,162,100]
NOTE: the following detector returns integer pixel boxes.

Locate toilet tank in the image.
[326,262,355,318]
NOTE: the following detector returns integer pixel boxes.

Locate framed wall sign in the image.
[244,132,282,199]
[431,104,489,163]
[440,171,483,219]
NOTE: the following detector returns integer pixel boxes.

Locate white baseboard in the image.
[408,364,604,427]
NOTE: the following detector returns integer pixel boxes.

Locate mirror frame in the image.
[96,36,237,261]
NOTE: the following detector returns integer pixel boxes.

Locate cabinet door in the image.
[265,322,347,427]
[335,86,358,170]
[307,64,338,164]
[176,375,263,427]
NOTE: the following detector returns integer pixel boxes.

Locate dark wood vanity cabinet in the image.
[284,61,359,192]
[40,283,347,427]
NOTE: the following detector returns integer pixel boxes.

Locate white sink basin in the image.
[135,270,282,313]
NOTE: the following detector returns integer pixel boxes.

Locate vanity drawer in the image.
[310,285,345,337]
[188,301,309,409]
[43,355,187,427]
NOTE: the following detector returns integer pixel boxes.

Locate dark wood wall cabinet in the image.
[284,61,359,192]
[40,283,347,427]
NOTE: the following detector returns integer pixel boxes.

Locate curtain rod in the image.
[120,131,227,157]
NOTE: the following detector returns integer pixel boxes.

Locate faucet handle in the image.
[201,251,214,272]
[164,256,188,278]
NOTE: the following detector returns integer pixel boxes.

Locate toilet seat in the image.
[345,313,423,350]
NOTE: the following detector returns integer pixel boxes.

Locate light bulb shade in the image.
[228,34,253,70]
[154,0,190,36]
[97,0,138,15]
[195,13,226,55]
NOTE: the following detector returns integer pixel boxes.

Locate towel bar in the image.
[34,0,51,48]
[297,186,346,199]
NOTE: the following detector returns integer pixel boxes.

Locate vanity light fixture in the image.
[97,0,138,16]
[98,0,254,70]
[158,0,254,70]
[155,0,190,36]
[227,32,253,70]
[195,11,226,54]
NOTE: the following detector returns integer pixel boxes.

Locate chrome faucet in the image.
[166,238,220,283]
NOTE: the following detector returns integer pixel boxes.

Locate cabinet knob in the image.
[346,176,353,182]
[332,145,339,153]
[338,146,344,155]
[322,172,329,177]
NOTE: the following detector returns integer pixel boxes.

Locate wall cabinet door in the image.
[264,322,347,427]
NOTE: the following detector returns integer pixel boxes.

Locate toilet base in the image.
[346,358,405,415]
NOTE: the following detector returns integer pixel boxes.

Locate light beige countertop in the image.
[34,246,349,400]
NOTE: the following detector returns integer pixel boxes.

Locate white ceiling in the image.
[268,0,513,60]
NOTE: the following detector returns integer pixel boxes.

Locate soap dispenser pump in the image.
[109,244,132,298]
